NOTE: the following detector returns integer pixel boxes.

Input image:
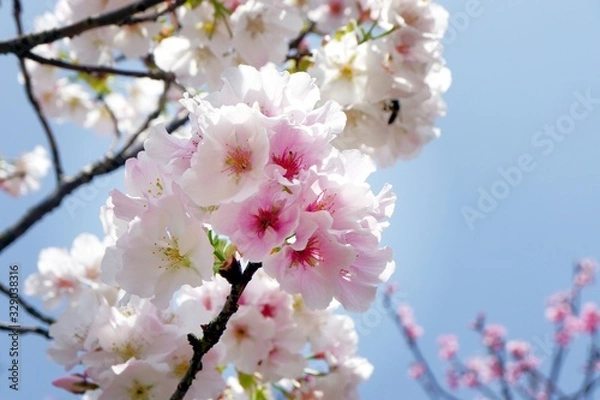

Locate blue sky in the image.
[1,1,600,399]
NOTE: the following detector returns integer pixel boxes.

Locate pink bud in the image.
[408,362,425,380]
[437,334,459,360]
[52,374,98,394]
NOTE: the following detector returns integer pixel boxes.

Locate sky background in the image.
[1,0,600,399]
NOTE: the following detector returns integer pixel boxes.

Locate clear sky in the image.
[1,1,600,399]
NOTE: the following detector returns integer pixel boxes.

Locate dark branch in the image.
[170,262,262,400]
[13,0,64,183]
[0,281,55,324]
[98,95,122,139]
[0,321,50,339]
[0,114,188,255]
[125,0,182,25]
[23,51,174,80]
[0,0,186,56]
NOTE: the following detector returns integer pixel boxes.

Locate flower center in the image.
[128,381,153,400]
[224,146,252,178]
[290,236,322,268]
[154,237,192,270]
[233,325,249,341]
[329,0,343,15]
[246,14,265,39]
[339,63,354,80]
[253,206,281,237]
[272,149,303,179]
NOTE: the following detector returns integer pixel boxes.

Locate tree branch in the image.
[383,295,462,400]
[0,0,186,56]
[472,325,512,400]
[13,0,64,184]
[570,375,600,400]
[0,281,55,324]
[125,0,183,25]
[119,79,172,154]
[0,114,188,255]
[170,261,262,400]
[23,51,174,80]
[0,321,50,339]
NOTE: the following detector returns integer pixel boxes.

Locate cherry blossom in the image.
[0,146,51,196]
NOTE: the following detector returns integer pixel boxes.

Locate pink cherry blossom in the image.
[579,302,600,334]
[110,195,214,308]
[482,324,506,351]
[408,362,426,379]
[181,103,270,206]
[263,212,356,310]
[397,304,423,340]
[211,181,300,261]
[437,334,459,360]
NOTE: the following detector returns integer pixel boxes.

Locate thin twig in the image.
[0,114,188,255]
[13,0,64,184]
[569,375,600,400]
[24,51,174,80]
[125,0,182,25]
[579,331,598,400]
[451,358,502,400]
[527,369,567,399]
[472,325,512,400]
[0,281,55,324]
[98,95,122,140]
[0,321,50,339]
[170,262,262,400]
[383,295,462,400]
[119,80,172,154]
[0,0,187,56]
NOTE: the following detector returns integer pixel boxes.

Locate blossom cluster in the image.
[25,64,395,398]
[392,259,600,399]
[100,64,396,312]
[14,0,450,175]
[27,232,374,400]
[0,145,51,196]
[311,0,451,166]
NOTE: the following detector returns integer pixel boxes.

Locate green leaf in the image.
[237,371,255,390]
[252,387,269,400]
[76,72,112,95]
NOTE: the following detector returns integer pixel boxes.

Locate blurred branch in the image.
[578,331,599,400]
[0,281,55,325]
[0,321,50,339]
[450,358,502,400]
[13,0,64,184]
[170,261,262,400]
[547,278,585,398]
[125,0,183,25]
[0,0,187,56]
[383,295,461,400]
[0,114,188,255]
[471,326,512,400]
[23,51,175,80]
[98,95,122,140]
[570,375,600,400]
